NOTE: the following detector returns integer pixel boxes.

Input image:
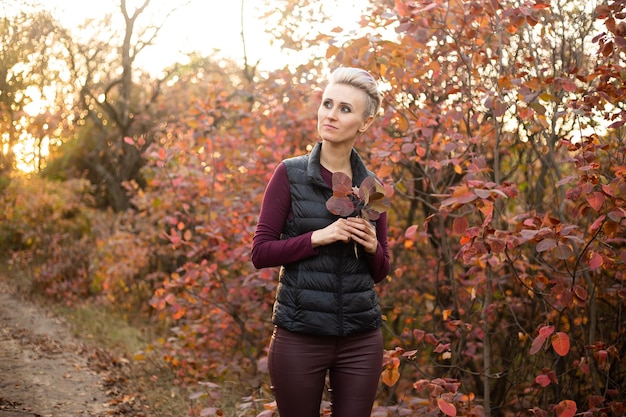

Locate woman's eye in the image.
[341,106,351,113]
[323,100,332,108]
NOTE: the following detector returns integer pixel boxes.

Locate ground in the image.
[0,279,146,417]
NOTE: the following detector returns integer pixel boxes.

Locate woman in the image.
[251,67,389,417]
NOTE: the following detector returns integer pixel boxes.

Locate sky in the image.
[10,0,367,172]
[40,0,368,74]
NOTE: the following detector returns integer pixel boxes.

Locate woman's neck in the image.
[319,141,353,174]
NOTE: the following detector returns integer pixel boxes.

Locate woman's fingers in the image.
[347,217,377,253]
[312,218,377,253]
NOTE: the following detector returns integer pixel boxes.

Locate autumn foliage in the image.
[2,0,626,416]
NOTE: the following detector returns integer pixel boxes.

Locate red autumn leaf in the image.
[585,191,605,211]
[595,349,608,366]
[172,305,186,320]
[589,252,604,270]
[441,185,478,206]
[555,243,574,259]
[150,296,166,310]
[531,325,555,354]
[555,399,577,417]
[326,196,354,216]
[589,214,606,232]
[573,285,588,302]
[561,79,577,92]
[453,216,469,235]
[455,191,479,204]
[164,293,177,305]
[460,235,472,245]
[530,334,546,355]
[610,400,625,416]
[425,333,439,346]
[551,332,570,356]
[359,176,384,202]
[608,208,624,222]
[474,188,492,199]
[331,171,353,196]
[539,325,555,338]
[437,397,457,417]
[535,374,552,387]
[359,176,390,215]
[536,238,557,252]
[479,200,494,227]
[394,0,411,17]
[405,224,418,239]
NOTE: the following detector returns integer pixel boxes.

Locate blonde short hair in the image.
[328,67,382,118]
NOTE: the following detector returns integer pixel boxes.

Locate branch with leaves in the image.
[325,172,390,257]
[326,172,390,220]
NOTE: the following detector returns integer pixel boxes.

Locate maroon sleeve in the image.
[251,162,317,269]
[366,211,390,283]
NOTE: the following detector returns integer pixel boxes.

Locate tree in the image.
[323,0,625,415]
[52,0,189,210]
[0,7,66,179]
[139,0,626,414]
[5,0,625,415]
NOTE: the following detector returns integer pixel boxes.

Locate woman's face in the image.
[317,83,374,145]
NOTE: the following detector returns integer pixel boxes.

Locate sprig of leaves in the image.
[325,172,390,258]
[326,172,390,220]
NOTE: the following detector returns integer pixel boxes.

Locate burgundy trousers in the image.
[268,326,383,417]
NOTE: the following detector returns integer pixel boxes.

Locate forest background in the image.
[1,0,625,416]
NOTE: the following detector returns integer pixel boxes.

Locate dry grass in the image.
[0,263,266,417]
[54,301,195,416]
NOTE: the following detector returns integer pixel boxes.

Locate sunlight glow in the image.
[9,0,369,173]
[13,131,51,174]
[43,0,369,74]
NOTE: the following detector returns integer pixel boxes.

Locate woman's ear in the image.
[359,115,375,133]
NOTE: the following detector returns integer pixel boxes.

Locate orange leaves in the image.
[440,185,477,208]
[150,288,167,310]
[440,181,511,212]
[394,0,438,18]
[394,0,412,18]
[555,400,577,417]
[381,356,401,386]
[376,164,394,179]
[437,397,457,416]
[411,377,463,417]
[551,332,570,357]
[530,325,570,356]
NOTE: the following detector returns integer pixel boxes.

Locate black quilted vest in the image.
[271,141,382,336]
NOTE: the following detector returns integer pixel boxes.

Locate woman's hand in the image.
[346,217,378,254]
[311,218,353,248]
[311,217,378,255]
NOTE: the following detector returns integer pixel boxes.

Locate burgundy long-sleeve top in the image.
[251,161,390,284]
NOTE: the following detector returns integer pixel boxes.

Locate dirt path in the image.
[0,279,111,417]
